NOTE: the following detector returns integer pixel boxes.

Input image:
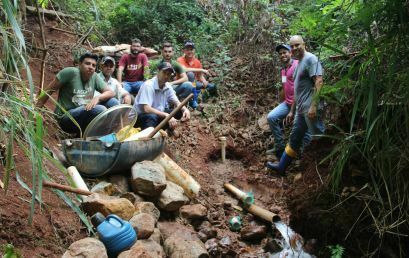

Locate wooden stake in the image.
[43,180,92,196]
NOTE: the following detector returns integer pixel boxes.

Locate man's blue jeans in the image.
[123,81,144,95]
[186,72,217,96]
[59,105,106,135]
[267,102,291,151]
[136,108,183,130]
[58,98,119,135]
[173,82,194,100]
[289,112,325,153]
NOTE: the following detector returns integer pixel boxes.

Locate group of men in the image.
[36,34,324,177]
[36,39,216,134]
[265,35,325,176]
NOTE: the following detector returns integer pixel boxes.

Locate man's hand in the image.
[284,111,294,125]
[181,108,190,122]
[308,104,317,120]
[201,69,210,75]
[85,96,100,111]
[168,117,178,129]
[123,94,132,105]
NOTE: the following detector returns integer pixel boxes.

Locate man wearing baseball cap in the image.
[265,44,300,159]
[96,56,132,105]
[177,41,217,108]
[132,62,190,129]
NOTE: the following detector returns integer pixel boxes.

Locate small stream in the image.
[270,221,313,258]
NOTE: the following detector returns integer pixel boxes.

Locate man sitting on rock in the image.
[36,52,116,135]
[149,42,194,101]
[177,41,217,108]
[117,38,149,95]
[96,56,132,105]
[132,62,190,130]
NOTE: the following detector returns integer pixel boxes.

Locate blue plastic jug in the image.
[91,212,137,257]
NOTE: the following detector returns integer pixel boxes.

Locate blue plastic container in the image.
[91,213,137,257]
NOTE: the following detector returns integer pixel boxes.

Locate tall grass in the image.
[302,0,409,255]
[0,0,93,232]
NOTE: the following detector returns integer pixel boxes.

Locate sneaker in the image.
[189,100,198,109]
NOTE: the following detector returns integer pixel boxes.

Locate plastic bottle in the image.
[91,212,137,257]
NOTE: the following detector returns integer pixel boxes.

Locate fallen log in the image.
[26,6,75,19]
[43,180,92,196]
[154,153,200,199]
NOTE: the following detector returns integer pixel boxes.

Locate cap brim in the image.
[275,45,290,52]
[161,68,175,73]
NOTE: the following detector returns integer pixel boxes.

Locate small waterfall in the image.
[269,221,314,258]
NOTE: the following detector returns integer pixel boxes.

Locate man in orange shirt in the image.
[177,41,217,108]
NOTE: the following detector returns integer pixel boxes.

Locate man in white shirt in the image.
[132,62,190,129]
[96,56,132,104]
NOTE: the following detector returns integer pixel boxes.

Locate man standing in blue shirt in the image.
[267,35,325,175]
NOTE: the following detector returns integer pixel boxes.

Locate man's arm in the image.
[142,104,169,118]
[85,87,115,111]
[308,75,323,119]
[181,66,209,75]
[117,66,125,83]
[170,72,188,85]
[36,78,62,108]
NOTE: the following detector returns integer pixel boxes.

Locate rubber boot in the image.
[189,88,199,109]
[275,149,284,160]
[266,145,296,176]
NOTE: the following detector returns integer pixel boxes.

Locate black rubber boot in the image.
[266,152,293,176]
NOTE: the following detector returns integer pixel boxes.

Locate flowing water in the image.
[269,221,314,258]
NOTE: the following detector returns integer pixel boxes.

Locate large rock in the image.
[157,181,189,212]
[109,175,131,194]
[197,221,217,242]
[134,202,160,222]
[164,231,209,258]
[240,225,268,241]
[180,204,207,220]
[91,181,115,196]
[118,239,165,258]
[121,192,144,204]
[131,161,167,197]
[129,213,156,239]
[158,222,208,258]
[81,193,135,220]
[62,237,107,258]
[149,228,163,245]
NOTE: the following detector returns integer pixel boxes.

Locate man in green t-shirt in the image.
[149,42,194,104]
[36,52,116,135]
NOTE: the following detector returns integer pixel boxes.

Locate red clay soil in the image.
[0,16,87,257]
[1,14,332,257]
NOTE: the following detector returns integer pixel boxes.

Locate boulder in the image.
[164,231,209,258]
[130,213,156,239]
[62,237,107,258]
[158,222,208,258]
[131,161,167,197]
[197,221,217,242]
[157,181,189,212]
[240,225,268,241]
[134,202,160,222]
[121,192,145,204]
[148,228,163,245]
[81,193,135,220]
[180,204,207,220]
[90,181,115,196]
[118,239,165,258]
[109,175,131,194]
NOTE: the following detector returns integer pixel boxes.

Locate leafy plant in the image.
[328,244,345,258]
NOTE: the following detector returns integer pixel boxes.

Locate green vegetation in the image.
[1,0,408,256]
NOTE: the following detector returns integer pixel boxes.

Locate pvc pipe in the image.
[224,183,253,205]
[154,153,200,199]
[224,183,280,222]
[219,136,227,163]
[67,166,90,200]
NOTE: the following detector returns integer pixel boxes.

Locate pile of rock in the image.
[62,160,210,257]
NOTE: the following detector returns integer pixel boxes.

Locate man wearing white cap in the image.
[96,56,132,105]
